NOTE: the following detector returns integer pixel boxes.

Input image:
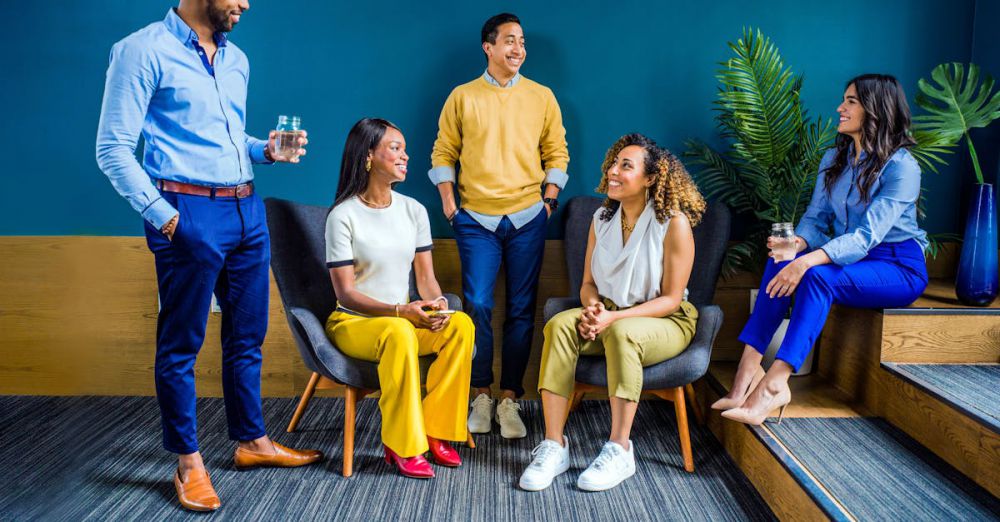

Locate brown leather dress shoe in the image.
[174,468,221,512]
[233,441,324,469]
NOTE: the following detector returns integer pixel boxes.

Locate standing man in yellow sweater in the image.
[429,13,570,439]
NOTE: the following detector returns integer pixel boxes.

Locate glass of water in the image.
[275,115,303,160]
[769,222,797,262]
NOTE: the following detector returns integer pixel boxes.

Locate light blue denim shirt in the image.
[796,147,928,265]
[96,9,271,229]
[428,70,569,232]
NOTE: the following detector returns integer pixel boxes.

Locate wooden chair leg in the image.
[466,432,476,449]
[684,383,705,426]
[343,385,358,477]
[673,386,694,473]
[287,372,321,433]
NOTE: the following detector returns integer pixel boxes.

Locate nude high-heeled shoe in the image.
[711,365,766,411]
[720,381,792,426]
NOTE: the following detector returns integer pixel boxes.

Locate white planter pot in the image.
[749,289,815,376]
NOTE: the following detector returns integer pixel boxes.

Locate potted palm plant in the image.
[685,28,835,373]
[685,28,835,278]
[913,63,1000,306]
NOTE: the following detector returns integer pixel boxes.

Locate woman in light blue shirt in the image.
[713,74,929,425]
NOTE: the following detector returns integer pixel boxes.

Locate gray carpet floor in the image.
[0,396,774,521]
[885,363,1000,431]
[769,417,1000,521]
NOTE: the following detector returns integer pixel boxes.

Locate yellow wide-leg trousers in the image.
[325,310,474,457]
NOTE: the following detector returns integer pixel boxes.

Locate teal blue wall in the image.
[971,0,1000,187]
[0,0,983,237]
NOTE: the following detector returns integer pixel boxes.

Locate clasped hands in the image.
[399,298,451,332]
[577,302,617,341]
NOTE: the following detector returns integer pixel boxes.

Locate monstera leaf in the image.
[914,62,1000,184]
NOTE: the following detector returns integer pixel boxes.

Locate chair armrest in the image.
[444,293,462,312]
[287,306,377,388]
[683,304,724,380]
[544,296,582,323]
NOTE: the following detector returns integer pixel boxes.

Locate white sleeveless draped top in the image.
[590,202,688,308]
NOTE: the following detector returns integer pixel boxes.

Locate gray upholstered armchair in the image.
[544,196,730,472]
[264,197,469,477]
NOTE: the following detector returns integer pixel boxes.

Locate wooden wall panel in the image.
[0,237,963,397]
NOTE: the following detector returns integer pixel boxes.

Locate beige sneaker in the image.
[468,393,494,434]
[495,398,527,439]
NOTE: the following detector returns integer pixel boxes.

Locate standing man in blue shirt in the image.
[96,0,321,512]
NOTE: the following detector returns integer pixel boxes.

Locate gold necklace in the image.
[621,212,635,234]
[358,193,391,209]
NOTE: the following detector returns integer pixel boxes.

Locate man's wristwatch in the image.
[543,197,559,212]
[264,146,275,162]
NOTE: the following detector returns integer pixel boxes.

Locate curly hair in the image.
[595,133,706,226]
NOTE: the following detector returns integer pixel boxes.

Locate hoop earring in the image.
[365,158,372,172]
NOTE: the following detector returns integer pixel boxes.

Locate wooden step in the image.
[702,365,1000,520]
[882,279,1000,364]
[879,363,1000,498]
[700,367,854,521]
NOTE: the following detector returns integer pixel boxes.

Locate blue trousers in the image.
[453,207,547,397]
[143,191,270,454]
[739,239,928,371]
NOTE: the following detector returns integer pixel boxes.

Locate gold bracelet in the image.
[394,304,399,317]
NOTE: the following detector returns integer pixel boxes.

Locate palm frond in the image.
[715,28,803,171]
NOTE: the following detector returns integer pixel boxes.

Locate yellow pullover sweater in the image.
[431,76,569,216]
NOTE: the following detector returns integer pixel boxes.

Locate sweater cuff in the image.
[544,168,569,190]
[428,165,456,185]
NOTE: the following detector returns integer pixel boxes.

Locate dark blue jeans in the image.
[143,191,270,454]
[453,207,547,397]
[739,239,928,371]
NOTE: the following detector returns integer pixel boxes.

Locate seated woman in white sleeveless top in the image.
[519,133,706,492]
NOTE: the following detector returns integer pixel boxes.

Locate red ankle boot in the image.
[383,445,435,478]
[426,436,462,467]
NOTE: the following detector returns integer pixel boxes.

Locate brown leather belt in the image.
[156,179,254,199]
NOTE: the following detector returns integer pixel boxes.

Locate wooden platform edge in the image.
[699,376,852,522]
[877,365,1000,499]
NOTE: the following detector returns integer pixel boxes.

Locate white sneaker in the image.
[519,437,571,491]
[576,441,636,491]
[495,398,527,439]
[468,393,494,434]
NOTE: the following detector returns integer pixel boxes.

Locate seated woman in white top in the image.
[324,118,475,479]
[519,133,706,492]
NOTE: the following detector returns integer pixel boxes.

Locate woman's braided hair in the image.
[595,133,705,225]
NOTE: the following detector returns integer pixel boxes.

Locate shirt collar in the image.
[164,8,228,48]
[847,143,869,168]
[483,69,521,88]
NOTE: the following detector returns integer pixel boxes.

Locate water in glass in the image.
[770,222,796,262]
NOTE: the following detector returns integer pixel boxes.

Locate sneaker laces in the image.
[471,394,492,414]
[529,441,561,470]
[590,443,623,471]
[497,399,521,421]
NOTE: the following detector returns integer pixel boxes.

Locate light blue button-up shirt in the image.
[796,147,928,265]
[428,70,569,232]
[96,9,271,229]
